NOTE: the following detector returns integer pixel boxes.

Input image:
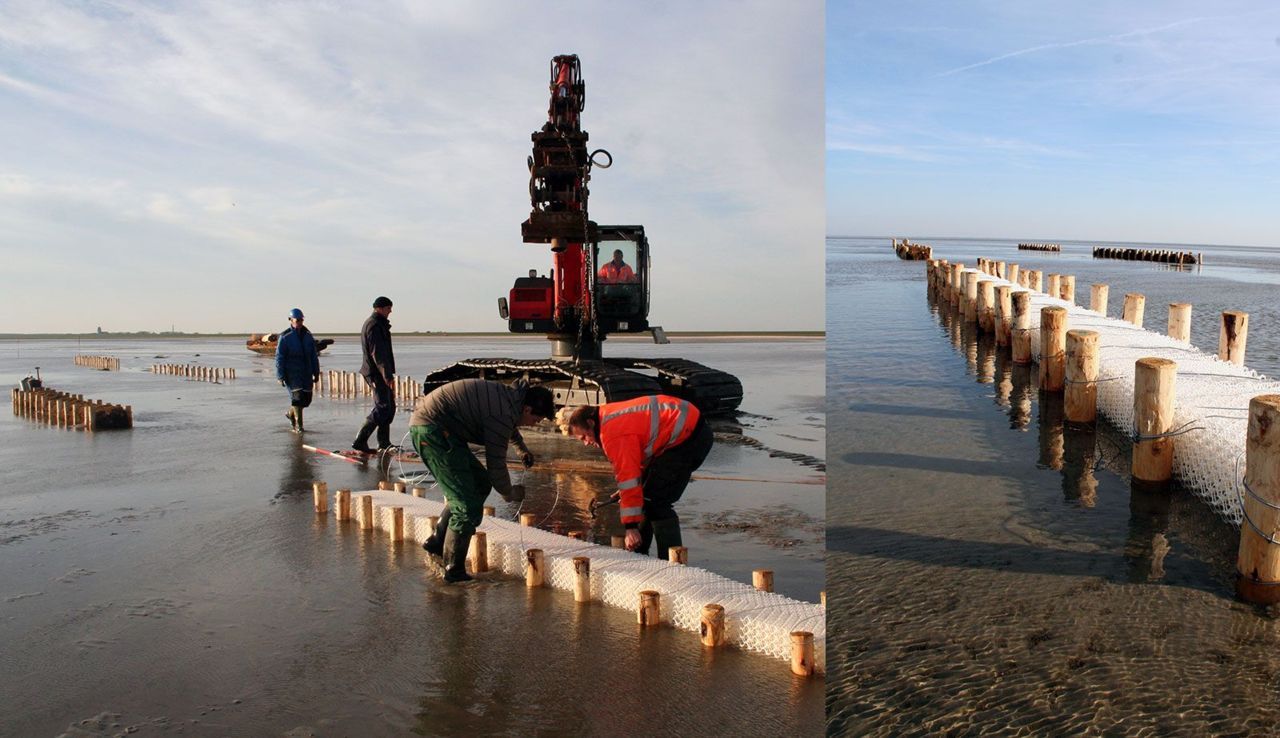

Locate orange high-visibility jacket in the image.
[597,261,636,284]
[597,395,701,525]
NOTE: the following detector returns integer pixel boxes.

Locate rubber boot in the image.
[285,407,297,430]
[376,422,393,451]
[422,509,451,556]
[651,516,683,562]
[442,528,473,583]
[294,406,304,433]
[352,420,377,454]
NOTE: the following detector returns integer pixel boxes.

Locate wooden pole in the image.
[573,556,591,602]
[1012,291,1032,364]
[1007,264,1019,285]
[977,280,996,333]
[1046,274,1060,299]
[394,481,406,494]
[611,535,626,549]
[378,481,392,491]
[1039,307,1068,392]
[469,531,488,573]
[700,604,725,647]
[1219,311,1249,365]
[791,631,816,677]
[568,531,585,541]
[752,569,774,593]
[1235,395,1280,604]
[1031,270,1043,293]
[1122,293,1146,327]
[390,507,404,542]
[313,482,329,513]
[963,272,979,323]
[1090,284,1109,316]
[668,546,688,565]
[1060,275,1075,304]
[356,495,374,530]
[638,590,661,627]
[412,486,427,498]
[1132,357,1177,483]
[520,513,538,527]
[1065,330,1099,424]
[1167,303,1192,342]
[336,489,352,521]
[526,549,545,587]
[483,505,496,517]
[995,285,1012,347]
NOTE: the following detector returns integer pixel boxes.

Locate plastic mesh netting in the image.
[357,489,825,671]
[969,270,1280,524]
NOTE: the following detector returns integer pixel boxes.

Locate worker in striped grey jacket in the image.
[410,378,556,583]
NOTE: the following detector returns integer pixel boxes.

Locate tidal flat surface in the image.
[828,237,1280,736]
[0,336,823,736]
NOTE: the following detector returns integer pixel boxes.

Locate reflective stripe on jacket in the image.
[597,394,700,525]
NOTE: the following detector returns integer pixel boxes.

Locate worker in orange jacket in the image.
[566,395,713,557]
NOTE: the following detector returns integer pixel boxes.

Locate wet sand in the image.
[829,238,1280,736]
[0,337,823,736]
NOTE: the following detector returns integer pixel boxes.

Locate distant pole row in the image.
[927,256,1274,605]
[151,364,235,381]
[315,480,818,677]
[1017,243,1060,252]
[318,371,422,405]
[74,355,119,371]
[892,238,932,261]
[1093,247,1201,265]
[11,386,132,431]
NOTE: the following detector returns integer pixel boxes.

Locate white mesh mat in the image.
[356,489,825,671]
[960,268,1280,524]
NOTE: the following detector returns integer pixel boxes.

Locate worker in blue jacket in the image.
[276,308,320,432]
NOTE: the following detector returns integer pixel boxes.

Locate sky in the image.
[0,0,824,334]
[828,1,1280,247]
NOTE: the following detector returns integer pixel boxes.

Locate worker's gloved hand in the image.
[624,528,642,551]
[279,379,286,387]
[502,484,526,503]
[522,452,535,469]
[312,375,319,384]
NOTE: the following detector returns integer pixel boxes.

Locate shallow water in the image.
[0,336,823,736]
[828,238,1280,736]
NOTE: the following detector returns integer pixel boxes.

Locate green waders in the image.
[410,424,493,582]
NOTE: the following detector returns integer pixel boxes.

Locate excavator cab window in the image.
[594,228,648,326]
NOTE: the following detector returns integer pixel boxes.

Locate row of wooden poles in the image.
[1093,247,1201,265]
[1018,243,1060,251]
[892,238,932,260]
[318,370,423,405]
[312,479,820,676]
[74,354,119,371]
[151,364,236,381]
[926,256,1280,605]
[956,257,1249,364]
[11,387,133,431]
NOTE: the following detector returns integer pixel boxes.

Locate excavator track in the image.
[421,357,742,415]
[608,358,744,415]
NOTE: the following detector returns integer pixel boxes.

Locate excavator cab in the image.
[593,225,649,334]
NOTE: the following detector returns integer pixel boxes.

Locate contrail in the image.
[937,16,1209,77]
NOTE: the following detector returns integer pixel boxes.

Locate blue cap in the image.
[288,308,304,320]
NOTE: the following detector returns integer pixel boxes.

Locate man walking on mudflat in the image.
[276,307,320,432]
[566,395,713,559]
[410,379,555,583]
[352,296,396,453]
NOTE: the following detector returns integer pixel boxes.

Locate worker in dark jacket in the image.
[353,296,397,453]
[410,379,556,582]
[275,308,320,432]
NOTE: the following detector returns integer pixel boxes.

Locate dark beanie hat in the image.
[372,296,393,308]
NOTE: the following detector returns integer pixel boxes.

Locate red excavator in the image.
[422,55,742,414]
